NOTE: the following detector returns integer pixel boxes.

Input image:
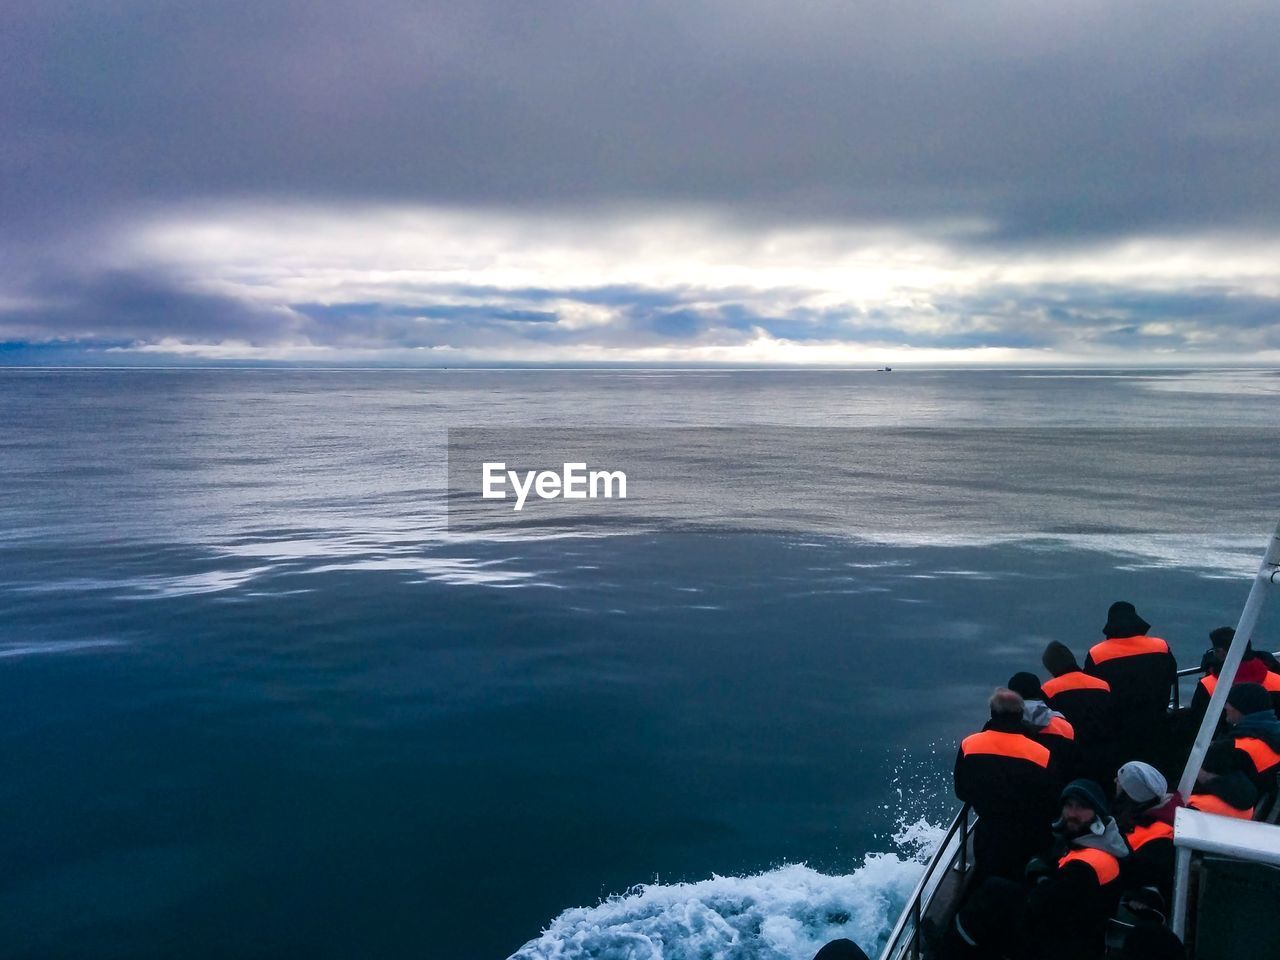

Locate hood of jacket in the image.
[1051,813,1130,859]
[1023,699,1065,730]
[1073,815,1130,859]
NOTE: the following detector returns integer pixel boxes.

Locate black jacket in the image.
[954,715,1058,880]
[1043,670,1115,745]
[1084,635,1177,722]
[1188,771,1258,818]
[1026,818,1129,960]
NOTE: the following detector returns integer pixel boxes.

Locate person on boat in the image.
[1008,671,1079,786]
[1084,602,1177,769]
[1221,682,1280,795]
[1190,627,1280,723]
[1186,739,1257,819]
[1113,761,1180,904]
[1024,779,1129,960]
[1041,640,1116,782]
[954,688,1058,882]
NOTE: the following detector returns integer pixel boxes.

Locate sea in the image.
[1,367,1279,960]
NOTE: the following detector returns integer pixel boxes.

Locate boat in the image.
[878,521,1280,960]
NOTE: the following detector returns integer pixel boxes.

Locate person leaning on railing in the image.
[953,688,1059,883]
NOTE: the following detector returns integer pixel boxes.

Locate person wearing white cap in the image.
[1114,760,1182,904]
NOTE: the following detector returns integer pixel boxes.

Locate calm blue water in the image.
[1,368,1279,960]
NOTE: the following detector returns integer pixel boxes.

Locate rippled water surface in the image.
[1,368,1279,959]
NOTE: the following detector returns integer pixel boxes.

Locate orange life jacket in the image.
[1088,635,1170,665]
[1234,736,1280,776]
[1200,671,1280,697]
[960,730,1052,767]
[1125,820,1174,851]
[1041,715,1075,741]
[1043,671,1111,697]
[1187,792,1253,820]
[1058,846,1121,885]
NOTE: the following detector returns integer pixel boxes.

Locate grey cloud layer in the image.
[5,0,1280,237]
[4,1,1280,361]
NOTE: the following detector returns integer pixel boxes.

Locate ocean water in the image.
[1,368,1279,960]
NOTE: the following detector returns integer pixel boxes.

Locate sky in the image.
[3,0,1280,366]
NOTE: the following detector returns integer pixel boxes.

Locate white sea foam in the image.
[510,820,944,960]
[0,639,124,659]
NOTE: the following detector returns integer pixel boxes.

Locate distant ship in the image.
[877,367,893,372]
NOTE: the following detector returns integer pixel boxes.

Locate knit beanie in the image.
[1061,778,1111,819]
[1117,761,1167,804]
[1227,682,1271,716]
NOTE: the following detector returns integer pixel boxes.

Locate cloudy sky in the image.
[4,0,1280,365]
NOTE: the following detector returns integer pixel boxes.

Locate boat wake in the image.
[510,819,944,960]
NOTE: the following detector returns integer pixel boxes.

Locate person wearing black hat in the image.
[1009,671,1079,787]
[1042,640,1118,783]
[1191,627,1280,724]
[1024,779,1130,960]
[1084,602,1177,769]
[1221,682,1280,795]
[954,688,1060,882]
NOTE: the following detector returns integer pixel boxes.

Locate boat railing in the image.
[878,803,972,960]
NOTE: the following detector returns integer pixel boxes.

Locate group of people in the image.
[946,601,1280,960]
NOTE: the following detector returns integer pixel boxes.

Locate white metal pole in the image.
[1176,519,1280,800]
[1171,846,1193,939]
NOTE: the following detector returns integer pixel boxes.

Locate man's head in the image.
[1042,641,1080,678]
[1103,601,1150,639]
[1060,779,1109,835]
[1007,671,1045,703]
[1225,682,1270,725]
[989,687,1025,720]
[1208,626,1254,668]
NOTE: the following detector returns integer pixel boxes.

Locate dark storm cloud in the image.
[0,271,297,343]
[4,0,1280,241]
